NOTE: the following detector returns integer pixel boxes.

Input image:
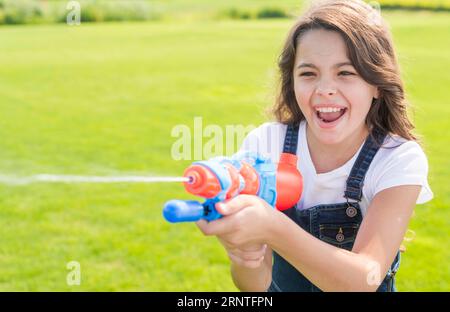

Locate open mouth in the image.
[315,107,347,124]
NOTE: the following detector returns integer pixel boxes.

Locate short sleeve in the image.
[238,126,262,154]
[237,122,285,161]
[372,141,433,204]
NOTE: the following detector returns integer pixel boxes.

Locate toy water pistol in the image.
[163,151,303,223]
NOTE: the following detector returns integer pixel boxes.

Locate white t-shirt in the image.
[239,120,433,217]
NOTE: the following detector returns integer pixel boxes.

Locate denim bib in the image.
[268,124,401,292]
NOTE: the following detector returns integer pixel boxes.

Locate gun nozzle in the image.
[184,170,201,187]
[186,175,195,184]
[183,165,221,198]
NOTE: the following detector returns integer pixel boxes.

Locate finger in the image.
[216,194,255,216]
[195,219,210,235]
[217,236,235,250]
[240,244,267,253]
[233,247,266,261]
[196,217,234,236]
[219,237,264,254]
[228,252,264,269]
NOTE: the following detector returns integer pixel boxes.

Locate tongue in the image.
[319,110,345,122]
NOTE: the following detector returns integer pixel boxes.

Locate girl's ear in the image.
[374,87,379,100]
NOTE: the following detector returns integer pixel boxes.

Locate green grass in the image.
[0,11,448,291]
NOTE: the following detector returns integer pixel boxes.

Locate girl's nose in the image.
[315,87,337,96]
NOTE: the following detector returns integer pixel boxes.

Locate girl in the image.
[196,0,433,292]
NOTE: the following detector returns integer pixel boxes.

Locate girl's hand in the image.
[218,238,267,269]
[195,195,275,267]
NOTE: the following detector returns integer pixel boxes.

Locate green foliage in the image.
[0,0,43,25]
[102,2,154,22]
[217,6,290,21]
[0,0,161,25]
[256,7,288,19]
[80,3,104,23]
[1,1,450,26]
[217,8,252,20]
[377,0,450,11]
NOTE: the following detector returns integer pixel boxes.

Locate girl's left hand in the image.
[195,194,275,248]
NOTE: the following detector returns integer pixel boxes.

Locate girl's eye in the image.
[339,71,355,76]
[299,72,315,77]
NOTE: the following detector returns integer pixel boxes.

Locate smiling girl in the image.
[196,0,433,292]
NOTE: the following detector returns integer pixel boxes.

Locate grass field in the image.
[0,10,449,291]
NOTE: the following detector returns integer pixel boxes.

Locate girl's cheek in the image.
[294,83,314,106]
[295,92,310,111]
[340,86,373,112]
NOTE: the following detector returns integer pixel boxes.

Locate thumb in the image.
[215,195,254,216]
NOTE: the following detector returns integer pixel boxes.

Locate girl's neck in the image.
[306,124,369,174]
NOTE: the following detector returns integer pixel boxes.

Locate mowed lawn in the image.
[0,11,448,291]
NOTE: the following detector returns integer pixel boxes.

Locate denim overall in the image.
[268,124,401,292]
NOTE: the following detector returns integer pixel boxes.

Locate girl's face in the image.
[293,29,378,145]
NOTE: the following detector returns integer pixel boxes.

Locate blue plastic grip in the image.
[163,200,204,223]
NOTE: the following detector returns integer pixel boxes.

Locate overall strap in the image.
[344,129,387,202]
[283,123,300,155]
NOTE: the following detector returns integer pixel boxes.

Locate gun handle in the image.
[163,200,204,223]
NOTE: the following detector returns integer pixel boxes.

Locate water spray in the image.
[0,174,190,185]
[0,151,303,223]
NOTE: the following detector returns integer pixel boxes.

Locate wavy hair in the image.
[271,0,418,145]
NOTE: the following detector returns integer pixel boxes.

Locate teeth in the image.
[315,107,344,113]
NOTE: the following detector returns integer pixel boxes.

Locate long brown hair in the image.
[272,0,418,145]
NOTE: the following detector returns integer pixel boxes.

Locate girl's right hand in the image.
[218,238,267,269]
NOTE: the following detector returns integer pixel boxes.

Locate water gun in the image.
[163,151,303,223]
